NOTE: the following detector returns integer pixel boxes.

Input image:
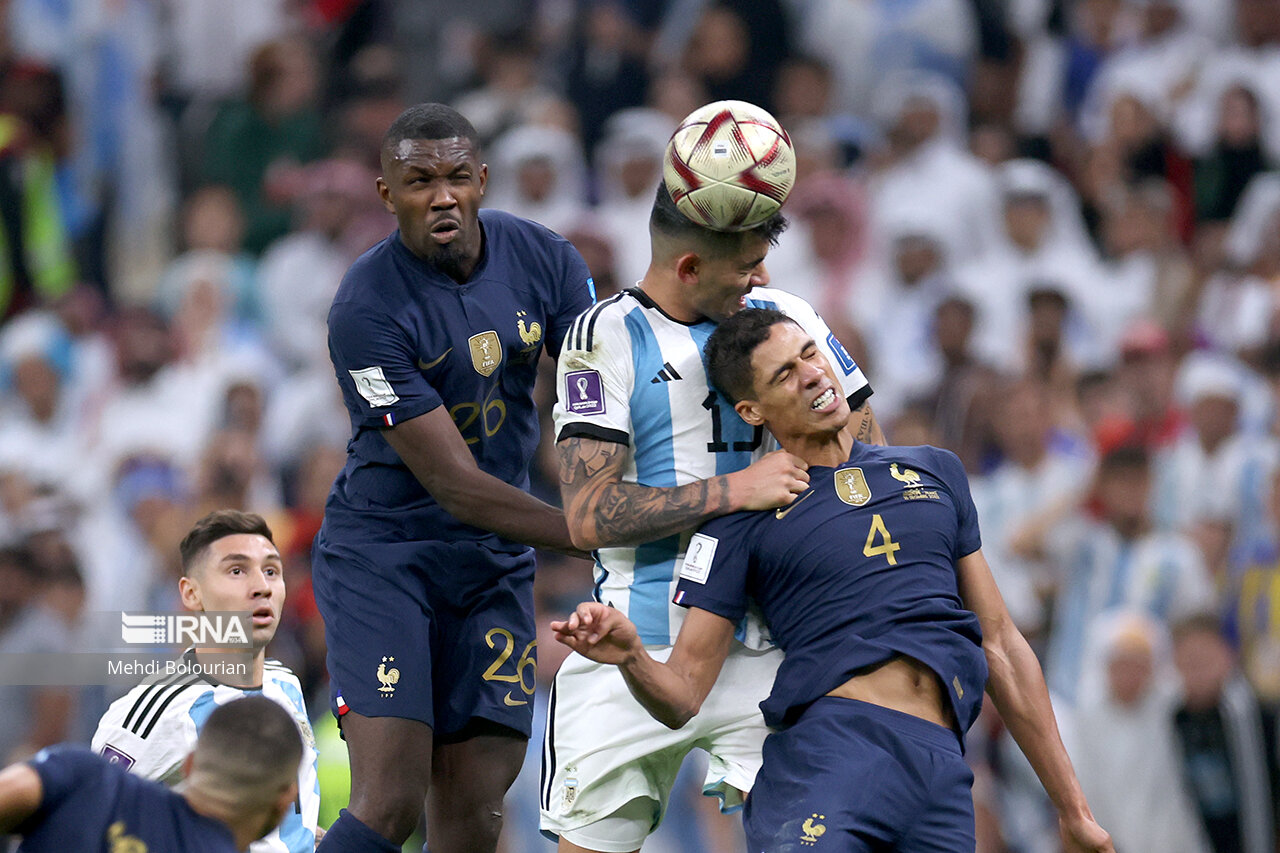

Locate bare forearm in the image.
[986,630,1092,819]
[577,477,733,549]
[617,650,703,729]
[558,439,733,548]
[440,474,577,552]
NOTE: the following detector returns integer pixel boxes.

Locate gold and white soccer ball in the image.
[662,100,797,232]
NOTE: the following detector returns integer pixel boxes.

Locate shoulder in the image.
[697,508,768,543]
[331,236,400,312]
[264,660,304,692]
[99,674,208,739]
[481,208,570,247]
[746,287,817,316]
[562,290,637,356]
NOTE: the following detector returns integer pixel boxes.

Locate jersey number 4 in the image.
[702,392,763,453]
[863,514,901,565]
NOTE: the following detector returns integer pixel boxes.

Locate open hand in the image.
[550,602,640,666]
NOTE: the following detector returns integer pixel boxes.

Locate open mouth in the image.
[810,388,836,411]
[251,606,275,626]
[430,220,460,241]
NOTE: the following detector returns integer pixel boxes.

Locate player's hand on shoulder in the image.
[730,450,810,512]
[550,602,639,665]
[1058,815,1114,853]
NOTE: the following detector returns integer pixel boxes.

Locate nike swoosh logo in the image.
[417,348,453,371]
[774,489,814,520]
[503,692,528,707]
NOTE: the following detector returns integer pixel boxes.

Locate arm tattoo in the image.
[557,438,733,547]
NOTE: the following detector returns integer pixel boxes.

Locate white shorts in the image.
[538,642,782,841]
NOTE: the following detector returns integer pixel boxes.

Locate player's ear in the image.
[674,252,700,285]
[181,751,194,779]
[735,399,764,426]
[376,176,394,213]
[478,163,487,195]
[178,575,202,612]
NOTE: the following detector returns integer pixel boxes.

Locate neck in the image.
[180,786,266,852]
[778,424,855,468]
[194,647,265,687]
[639,266,701,323]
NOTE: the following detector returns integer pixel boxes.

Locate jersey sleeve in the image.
[91,686,197,786]
[543,240,596,360]
[327,301,443,430]
[553,304,636,446]
[934,448,982,559]
[752,289,872,408]
[672,515,755,622]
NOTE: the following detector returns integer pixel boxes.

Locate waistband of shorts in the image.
[808,696,962,754]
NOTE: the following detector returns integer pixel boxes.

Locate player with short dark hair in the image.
[544,182,883,851]
[93,509,319,853]
[3,695,302,852]
[179,509,275,571]
[313,102,594,853]
[554,309,1113,853]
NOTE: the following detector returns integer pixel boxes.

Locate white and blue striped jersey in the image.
[91,653,319,853]
[553,286,871,645]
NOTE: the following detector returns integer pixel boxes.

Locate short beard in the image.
[427,240,472,282]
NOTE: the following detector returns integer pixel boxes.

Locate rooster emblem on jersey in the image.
[377,656,400,695]
[517,311,542,347]
[889,463,921,487]
[108,822,148,853]
[800,814,827,846]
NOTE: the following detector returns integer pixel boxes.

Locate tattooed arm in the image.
[557,438,810,550]
[850,400,887,446]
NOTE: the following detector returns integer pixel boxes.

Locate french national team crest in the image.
[834,468,871,506]
[468,331,502,376]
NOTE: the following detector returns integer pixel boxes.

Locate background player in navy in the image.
[553,309,1113,853]
[0,695,302,852]
[313,104,594,853]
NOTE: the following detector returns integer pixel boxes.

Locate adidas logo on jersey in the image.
[650,362,683,383]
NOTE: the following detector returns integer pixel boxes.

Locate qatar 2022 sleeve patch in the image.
[678,533,719,584]
[564,369,606,415]
[349,366,400,407]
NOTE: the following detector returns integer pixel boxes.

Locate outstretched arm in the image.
[557,437,809,550]
[552,602,736,728]
[386,408,587,556]
[956,549,1113,853]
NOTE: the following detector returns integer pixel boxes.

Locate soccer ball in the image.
[663,100,796,232]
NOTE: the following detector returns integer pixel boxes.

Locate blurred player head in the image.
[705,308,850,443]
[178,510,284,650]
[648,183,788,321]
[1093,445,1152,540]
[181,694,303,846]
[378,103,487,282]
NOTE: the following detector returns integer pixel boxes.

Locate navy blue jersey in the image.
[17,746,238,852]
[674,444,987,734]
[323,209,593,548]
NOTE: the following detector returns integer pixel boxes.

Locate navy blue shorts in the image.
[312,532,537,739]
[745,698,974,853]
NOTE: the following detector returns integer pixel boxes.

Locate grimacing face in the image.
[378,136,487,276]
[736,321,850,440]
[688,233,772,322]
[180,533,285,650]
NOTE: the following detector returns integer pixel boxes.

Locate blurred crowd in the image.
[0,0,1278,850]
